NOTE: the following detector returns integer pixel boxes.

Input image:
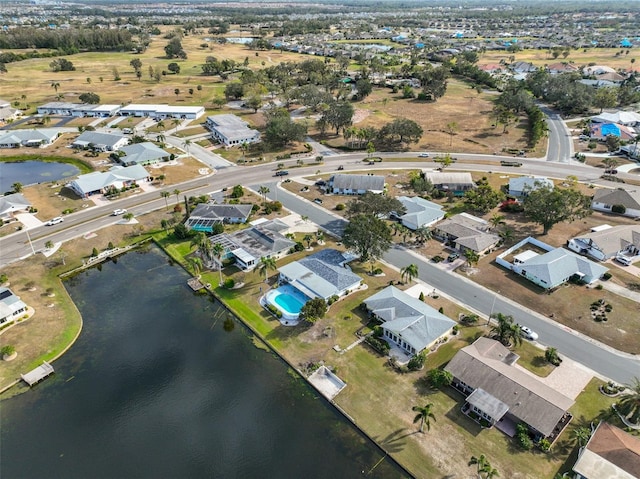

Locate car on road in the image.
[337,165,344,170]
[447,252,459,262]
[520,326,539,341]
[112,209,127,216]
[417,153,430,158]
[274,170,289,177]
[604,169,618,175]
[45,216,64,226]
[313,198,323,204]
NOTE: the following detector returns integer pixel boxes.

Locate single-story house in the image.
[589,123,636,142]
[185,203,253,232]
[37,102,121,117]
[278,249,362,301]
[620,144,639,159]
[567,225,640,261]
[72,131,128,152]
[116,142,170,166]
[510,61,537,74]
[584,65,616,76]
[363,286,455,356]
[0,98,20,123]
[37,101,79,116]
[445,337,574,440]
[592,111,640,127]
[423,171,475,196]
[0,287,28,325]
[209,218,295,270]
[505,238,608,290]
[205,114,261,147]
[0,129,61,148]
[327,174,385,195]
[547,62,579,75]
[433,213,501,255]
[592,188,640,218]
[395,196,445,230]
[508,177,554,198]
[572,422,640,479]
[66,164,150,198]
[118,104,205,120]
[0,193,31,219]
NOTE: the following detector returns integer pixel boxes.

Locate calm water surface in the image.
[0,160,80,192]
[0,245,407,479]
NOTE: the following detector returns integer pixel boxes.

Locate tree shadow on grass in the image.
[531,355,549,368]
[372,427,419,454]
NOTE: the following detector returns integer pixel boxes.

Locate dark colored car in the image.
[447,252,460,262]
[274,170,289,177]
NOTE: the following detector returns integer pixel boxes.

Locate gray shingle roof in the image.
[397,196,444,228]
[445,337,574,436]
[68,164,149,196]
[0,128,60,145]
[278,249,362,300]
[118,142,169,165]
[520,247,608,287]
[364,286,456,352]
[572,225,640,258]
[73,131,126,148]
[593,189,640,211]
[330,174,385,192]
[188,203,253,222]
[0,193,30,216]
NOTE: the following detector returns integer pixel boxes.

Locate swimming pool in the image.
[265,284,310,322]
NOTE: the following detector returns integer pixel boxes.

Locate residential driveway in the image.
[516,355,593,400]
[14,213,43,229]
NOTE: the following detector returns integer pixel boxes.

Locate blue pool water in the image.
[272,284,308,314]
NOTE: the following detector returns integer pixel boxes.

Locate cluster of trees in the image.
[0,27,133,52]
[202,56,238,76]
[50,58,75,72]
[414,65,450,101]
[164,37,187,59]
[450,55,497,89]
[495,84,546,147]
[263,107,307,147]
[79,92,100,104]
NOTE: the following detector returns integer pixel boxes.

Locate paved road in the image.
[541,105,574,163]
[260,182,640,385]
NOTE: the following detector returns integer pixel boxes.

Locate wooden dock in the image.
[187,277,205,291]
[21,361,55,386]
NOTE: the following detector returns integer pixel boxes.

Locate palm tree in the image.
[469,455,489,477]
[212,242,225,286]
[257,256,277,283]
[316,231,325,245]
[464,249,480,268]
[51,81,60,93]
[412,403,436,433]
[489,214,506,229]
[617,377,640,425]
[401,264,419,284]
[258,185,270,203]
[301,215,309,223]
[173,189,181,205]
[157,120,166,131]
[303,234,314,249]
[187,256,203,278]
[11,182,23,193]
[183,139,192,156]
[156,134,166,145]
[414,226,432,245]
[490,312,522,348]
[499,226,514,245]
[161,191,171,210]
[573,426,592,447]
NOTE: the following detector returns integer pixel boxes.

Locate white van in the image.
[615,254,632,266]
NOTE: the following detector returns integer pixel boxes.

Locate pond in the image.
[0,245,408,478]
[0,160,80,193]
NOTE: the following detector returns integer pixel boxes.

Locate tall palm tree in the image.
[212,242,225,286]
[617,377,640,425]
[187,256,203,278]
[156,134,166,145]
[160,191,171,210]
[51,81,60,93]
[412,403,436,433]
[258,185,270,203]
[489,214,506,230]
[303,234,314,249]
[414,226,432,245]
[173,189,181,205]
[183,139,192,156]
[490,312,522,348]
[257,256,277,283]
[191,232,213,264]
[401,264,419,284]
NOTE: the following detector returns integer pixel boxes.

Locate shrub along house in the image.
[445,337,574,442]
[363,286,456,357]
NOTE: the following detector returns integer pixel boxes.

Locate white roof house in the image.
[205,114,260,147]
[328,174,385,195]
[592,188,640,219]
[37,102,121,117]
[0,129,61,148]
[0,287,28,325]
[396,196,445,230]
[278,249,362,301]
[508,177,554,197]
[592,111,640,126]
[66,164,150,198]
[364,286,456,355]
[117,142,170,166]
[72,131,128,151]
[119,104,205,119]
[0,193,31,219]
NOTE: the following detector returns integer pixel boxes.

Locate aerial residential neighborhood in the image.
[0,0,639,478]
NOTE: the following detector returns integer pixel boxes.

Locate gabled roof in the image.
[572,225,640,258]
[0,193,31,216]
[445,337,574,436]
[213,219,295,261]
[573,422,640,479]
[364,286,456,352]
[0,287,27,318]
[68,165,149,195]
[73,131,126,148]
[593,189,640,211]
[593,111,640,125]
[519,247,608,287]
[435,214,496,252]
[397,196,444,227]
[423,171,474,187]
[118,142,169,164]
[330,174,385,192]
[0,128,60,144]
[188,203,253,222]
[278,249,361,299]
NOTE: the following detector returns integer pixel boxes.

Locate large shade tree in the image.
[346,191,406,218]
[342,214,392,264]
[522,184,592,235]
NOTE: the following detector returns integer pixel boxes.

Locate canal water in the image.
[0,160,80,193]
[0,245,407,478]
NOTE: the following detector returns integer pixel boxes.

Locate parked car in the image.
[337,165,344,170]
[418,153,430,158]
[112,209,127,216]
[519,326,539,341]
[45,216,64,226]
[122,128,133,134]
[615,254,632,266]
[447,252,459,262]
[604,169,618,175]
[315,180,326,186]
[274,170,289,177]
[313,198,323,204]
